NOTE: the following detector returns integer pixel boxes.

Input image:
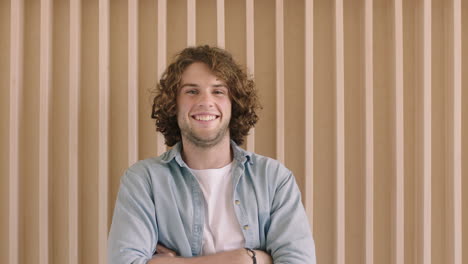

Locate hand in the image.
[148,247,272,264]
[253,250,273,264]
[154,244,177,257]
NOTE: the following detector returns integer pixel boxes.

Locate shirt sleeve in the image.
[266,171,316,264]
[108,169,158,264]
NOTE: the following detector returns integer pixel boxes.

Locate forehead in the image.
[181,62,224,83]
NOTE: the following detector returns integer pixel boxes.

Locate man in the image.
[108,45,316,264]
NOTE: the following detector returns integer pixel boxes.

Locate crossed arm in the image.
[108,169,315,264]
[147,244,272,264]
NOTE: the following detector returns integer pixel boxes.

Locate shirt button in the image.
[243,225,249,230]
[235,200,241,205]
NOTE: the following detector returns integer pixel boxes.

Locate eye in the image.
[213,88,228,95]
[186,89,198,95]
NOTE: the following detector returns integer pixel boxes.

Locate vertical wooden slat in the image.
[157,0,167,155]
[128,0,138,164]
[422,0,432,263]
[364,0,374,263]
[98,0,110,263]
[304,0,314,231]
[9,1,23,264]
[452,0,462,263]
[68,0,80,263]
[246,0,255,152]
[394,0,404,263]
[275,0,284,164]
[334,0,345,263]
[39,0,52,263]
[216,0,225,48]
[187,0,196,46]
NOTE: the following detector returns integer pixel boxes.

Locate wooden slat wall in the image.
[38,0,52,263]
[304,0,314,232]
[422,0,432,263]
[246,0,255,152]
[452,1,462,263]
[128,0,139,166]
[7,1,22,264]
[68,0,80,263]
[364,0,374,263]
[394,0,404,263]
[187,0,196,46]
[156,0,166,156]
[98,0,110,263]
[334,0,346,263]
[275,0,285,164]
[1,1,467,264]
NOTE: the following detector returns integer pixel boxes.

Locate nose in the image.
[196,90,214,108]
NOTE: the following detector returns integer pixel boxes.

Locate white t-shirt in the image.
[191,163,245,255]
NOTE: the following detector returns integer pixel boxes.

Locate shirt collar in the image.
[160,140,253,167]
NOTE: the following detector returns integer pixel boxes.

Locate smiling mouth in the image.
[192,115,219,121]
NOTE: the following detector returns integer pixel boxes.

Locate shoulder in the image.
[121,155,173,186]
[124,142,182,180]
[247,152,293,184]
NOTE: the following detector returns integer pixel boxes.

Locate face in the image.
[176,62,232,148]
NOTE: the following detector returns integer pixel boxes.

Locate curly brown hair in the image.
[151,45,261,147]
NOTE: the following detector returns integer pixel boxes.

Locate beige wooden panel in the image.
[284,0,305,197]
[187,0,196,45]
[128,0,139,166]
[451,1,462,263]
[225,0,246,77]
[364,0,374,263]
[225,0,247,149]
[253,0,275,159]
[51,1,72,263]
[21,2,40,262]
[80,0,99,263]
[168,0,187,59]
[196,0,216,46]
[335,0,345,263]
[422,0,432,263]
[304,0,314,231]
[68,0,79,263]
[394,0,405,263]
[343,0,365,263]
[0,1,11,264]
[313,0,335,263]
[109,0,129,238]
[39,0,52,262]
[6,0,19,263]
[98,0,110,263]
[373,0,395,263]
[216,0,225,47]
[432,0,449,263]
[245,0,255,152]
[275,0,284,164]
[157,0,167,155]
[138,0,158,160]
[461,1,468,263]
[402,1,417,263]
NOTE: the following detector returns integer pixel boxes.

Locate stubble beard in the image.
[179,121,230,149]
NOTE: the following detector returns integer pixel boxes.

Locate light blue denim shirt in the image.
[108,141,316,264]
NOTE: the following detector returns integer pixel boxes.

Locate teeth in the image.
[194,115,217,121]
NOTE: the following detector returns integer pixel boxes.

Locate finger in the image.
[156,244,177,256]
[157,252,176,257]
[152,252,176,259]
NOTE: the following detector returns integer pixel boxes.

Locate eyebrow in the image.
[179,83,199,89]
[179,83,227,89]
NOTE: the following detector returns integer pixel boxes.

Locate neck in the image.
[181,137,233,170]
